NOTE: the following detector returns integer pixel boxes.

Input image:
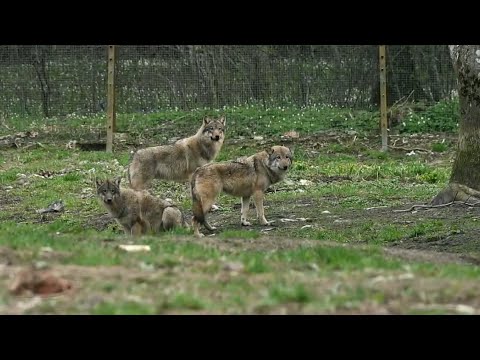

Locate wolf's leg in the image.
[241,196,251,226]
[129,168,153,191]
[204,220,216,231]
[253,190,274,225]
[130,176,150,191]
[192,217,205,238]
[187,181,220,212]
[201,196,217,231]
[130,222,143,237]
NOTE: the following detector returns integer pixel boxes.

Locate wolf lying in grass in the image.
[96,178,188,236]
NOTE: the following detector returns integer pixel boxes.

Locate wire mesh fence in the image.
[0,45,457,118]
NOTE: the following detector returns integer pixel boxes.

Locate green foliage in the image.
[398,99,459,133]
[431,142,449,153]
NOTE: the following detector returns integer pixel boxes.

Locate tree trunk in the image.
[431,45,480,205]
[32,46,51,118]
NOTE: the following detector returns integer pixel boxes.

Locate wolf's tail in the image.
[191,174,205,225]
[126,149,138,187]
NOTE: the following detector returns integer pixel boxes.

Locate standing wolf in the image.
[128,116,226,190]
[96,178,188,236]
[191,146,293,237]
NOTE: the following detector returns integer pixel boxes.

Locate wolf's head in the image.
[96,177,121,204]
[201,116,226,142]
[266,146,293,174]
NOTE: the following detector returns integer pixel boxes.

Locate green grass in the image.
[1,101,480,314]
[220,230,261,240]
[267,283,314,305]
[93,301,156,315]
[431,142,449,153]
[164,293,206,311]
[242,254,270,274]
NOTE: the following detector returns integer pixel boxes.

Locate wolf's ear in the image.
[266,147,274,155]
[219,115,226,126]
[114,177,121,187]
[95,178,102,189]
[203,117,211,126]
[288,146,294,157]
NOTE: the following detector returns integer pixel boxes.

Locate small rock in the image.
[34,261,49,270]
[298,179,313,186]
[139,262,155,272]
[65,140,77,149]
[283,131,299,139]
[455,304,475,315]
[253,136,264,141]
[17,296,43,311]
[370,275,389,284]
[222,262,244,273]
[321,210,331,214]
[398,273,415,280]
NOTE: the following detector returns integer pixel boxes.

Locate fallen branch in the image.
[364,205,388,211]
[393,200,480,213]
[393,201,455,212]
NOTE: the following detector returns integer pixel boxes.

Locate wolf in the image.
[190,145,293,237]
[96,177,188,236]
[128,116,226,190]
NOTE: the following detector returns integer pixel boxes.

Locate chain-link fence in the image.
[0,45,457,118]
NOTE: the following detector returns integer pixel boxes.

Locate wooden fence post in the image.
[379,45,388,151]
[106,45,117,153]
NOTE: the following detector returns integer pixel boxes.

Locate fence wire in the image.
[0,45,457,118]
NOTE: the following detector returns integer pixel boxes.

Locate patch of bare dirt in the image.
[87,213,115,231]
[0,194,22,212]
[0,247,19,266]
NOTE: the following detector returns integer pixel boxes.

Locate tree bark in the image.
[431,45,480,205]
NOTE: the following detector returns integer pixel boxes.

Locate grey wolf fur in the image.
[96,177,188,236]
[128,116,226,190]
[191,145,293,237]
